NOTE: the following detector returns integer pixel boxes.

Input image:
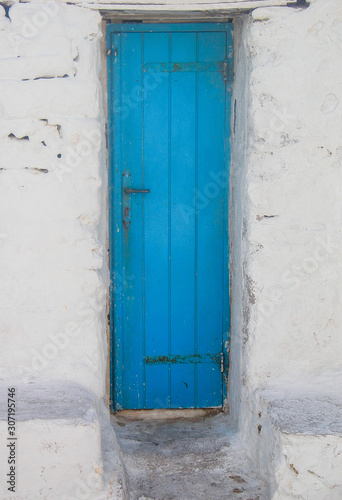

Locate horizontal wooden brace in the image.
[144,61,224,73]
[145,353,221,364]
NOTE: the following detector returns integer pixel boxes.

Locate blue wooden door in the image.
[108,23,233,410]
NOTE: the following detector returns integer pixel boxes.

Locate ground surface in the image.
[112,410,267,500]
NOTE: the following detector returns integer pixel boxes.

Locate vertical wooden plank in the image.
[145,365,169,409]
[196,32,226,388]
[120,32,145,409]
[171,364,195,408]
[170,33,197,407]
[197,363,222,407]
[171,32,197,62]
[198,31,226,62]
[144,33,171,407]
[170,34,196,354]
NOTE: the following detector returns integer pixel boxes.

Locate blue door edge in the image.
[107,30,123,411]
[107,22,234,412]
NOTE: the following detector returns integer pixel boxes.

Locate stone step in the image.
[255,391,342,499]
[0,382,105,500]
[112,410,267,500]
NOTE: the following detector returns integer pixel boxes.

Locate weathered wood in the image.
[100,10,232,19]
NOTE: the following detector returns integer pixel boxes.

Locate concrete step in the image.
[254,390,342,499]
[112,410,267,500]
[0,382,105,500]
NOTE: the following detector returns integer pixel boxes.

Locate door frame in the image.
[107,22,233,411]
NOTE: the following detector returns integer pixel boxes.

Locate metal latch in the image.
[125,188,150,194]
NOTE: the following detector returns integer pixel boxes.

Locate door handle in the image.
[124,188,150,194]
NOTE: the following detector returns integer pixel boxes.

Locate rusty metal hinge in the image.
[223,60,233,84]
[223,61,228,82]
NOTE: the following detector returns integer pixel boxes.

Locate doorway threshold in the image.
[111,411,267,499]
[115,408,221,421]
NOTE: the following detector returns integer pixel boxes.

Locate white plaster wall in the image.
[229,15,249,424]
[247,0,342,385]
[230,0,342,493]
[251,389,342,498]
[0,383,105,500]
[231,0,342,414]
[0,3,109,398]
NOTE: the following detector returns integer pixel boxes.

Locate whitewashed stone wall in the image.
[230,0,342,496]
[0,3,108,398]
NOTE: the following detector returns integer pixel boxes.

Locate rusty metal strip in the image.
[144,62,224,73]
[145,353,221,364]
